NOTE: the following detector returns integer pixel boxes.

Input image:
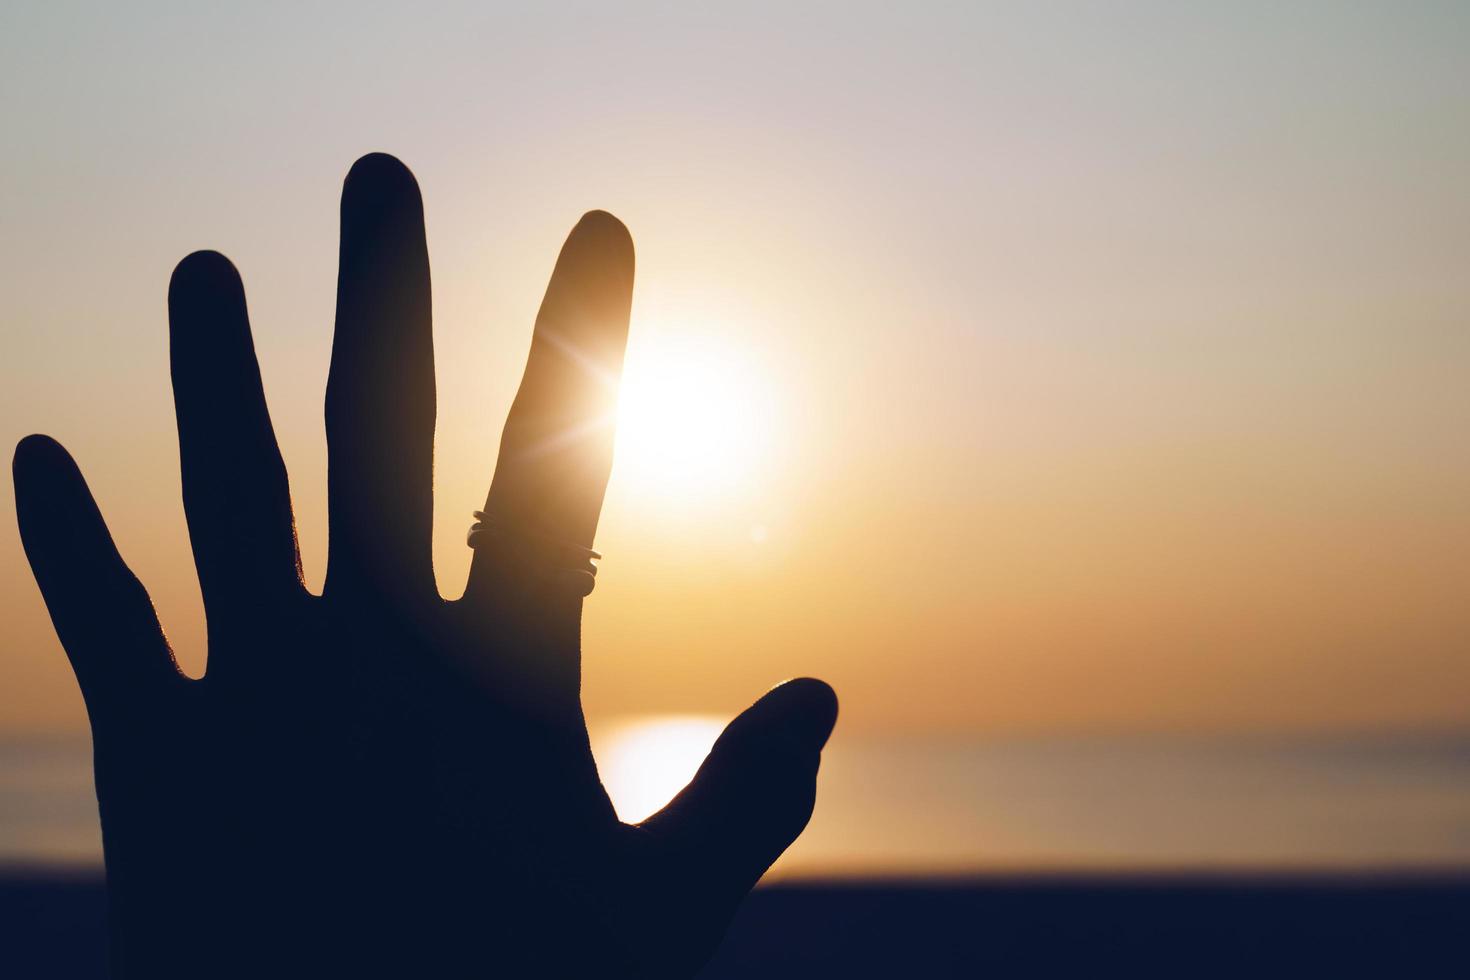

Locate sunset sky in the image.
[3,2,1468,738]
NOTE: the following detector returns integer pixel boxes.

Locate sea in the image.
[4,723,1469,877]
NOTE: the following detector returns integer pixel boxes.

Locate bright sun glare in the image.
[613,336,771,499]
[594,715,727,824]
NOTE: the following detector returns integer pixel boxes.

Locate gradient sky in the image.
[3,1,1468,736]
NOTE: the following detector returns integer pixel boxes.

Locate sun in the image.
[613,335,771,500]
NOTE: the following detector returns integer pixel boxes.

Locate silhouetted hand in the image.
[13,153,837,979]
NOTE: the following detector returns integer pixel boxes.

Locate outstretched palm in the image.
[14,154,836,979]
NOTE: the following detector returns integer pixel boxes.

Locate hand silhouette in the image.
[13,153,837,979]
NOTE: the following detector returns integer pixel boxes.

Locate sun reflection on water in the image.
[592,715,726,824]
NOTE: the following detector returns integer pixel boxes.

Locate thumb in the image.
[640,678,838,892]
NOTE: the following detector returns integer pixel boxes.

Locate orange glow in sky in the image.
[2,3,1468,743]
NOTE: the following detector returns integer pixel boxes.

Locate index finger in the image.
[464,211,634,598]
